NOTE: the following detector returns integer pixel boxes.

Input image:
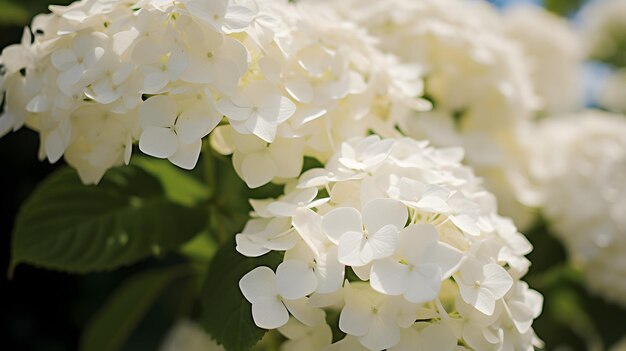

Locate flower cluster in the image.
[528,111,626,306]
[503,4,584,115]
[238,136,542,351]
[304,0,540,231]
[0,0,424,185]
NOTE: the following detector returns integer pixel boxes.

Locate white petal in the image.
[403,265,442,303]
[450,215,480,236]
[322,207,362,244]
[176,106,220,144]
[51,49,77,70]
[424,242,463,279]
[57,64,83,87]
[139,127,178,158]
[398,224,439,262]
[239,266,278,303]
[275,96,297,123]
[143,70,170,94]
[339,304,370,337]
[168,139,202,170]
[167,48,188,80]
[223,5,256,32]
[315,247,345,294]
[219,36,249,75]
[241,151,276,188]
[283,298,326,327]
[277,260,318,300]
[338,231,367,267]
[236,234,271,257]
[362,198,408,234]
[285,77,314,103]
[482,263,513,300]
[245,112,278,142]
[139,95,177,128]
[358,316,400,351]
[252,297,289,329]
[365,224,399,261]
[216,97,252,122]
[370,259,409,295]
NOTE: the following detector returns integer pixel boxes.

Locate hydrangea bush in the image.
[3,0,626,350]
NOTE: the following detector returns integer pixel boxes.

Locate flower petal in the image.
[277,260,318,300]
[139,127,178,159]
[363,198,408,234]
[168,138,202,170]
[322,207,362,244]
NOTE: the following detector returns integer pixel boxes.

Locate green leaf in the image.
[79,266,192,351]
[201,241,282,351]
[544,0,584,17]
[11,166,207,274]
[132,157,209,207]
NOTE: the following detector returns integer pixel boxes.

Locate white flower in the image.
[278,318,333,351]
[529,110,626,306]
[51,32,110,88]
[236,217,298,258]
[181,0,256,34]
[239,136,540,351]
[322,198,407,267]
[370,224,463,303]
[138,94,220,169]
[250,187,329,218]
[239,266,324,330]
[455,258,513,316]
[339,282,401,351]
[276,208,345,298]
[177,26,248,95]
[217,81,296,142]
[212,126,304,188]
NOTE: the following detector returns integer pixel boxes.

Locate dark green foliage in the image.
[10,166,207,274]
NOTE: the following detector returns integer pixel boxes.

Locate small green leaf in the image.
[201,241,282,351]
[11,166,207,274]
[132,157,209,207]
[79,266,191,351]
[544,0,584,17]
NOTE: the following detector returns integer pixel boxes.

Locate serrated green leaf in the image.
[79,266,192,351]
[201,241,282,351]
[11,166,207,274]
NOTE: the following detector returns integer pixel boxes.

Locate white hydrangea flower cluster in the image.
[238,136,542,351]
[528,111,626,306]
[503,4,584,115]
[0,0,424,185]
[303,0,540,231]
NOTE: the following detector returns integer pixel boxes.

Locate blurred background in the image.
[1,0,625,350]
